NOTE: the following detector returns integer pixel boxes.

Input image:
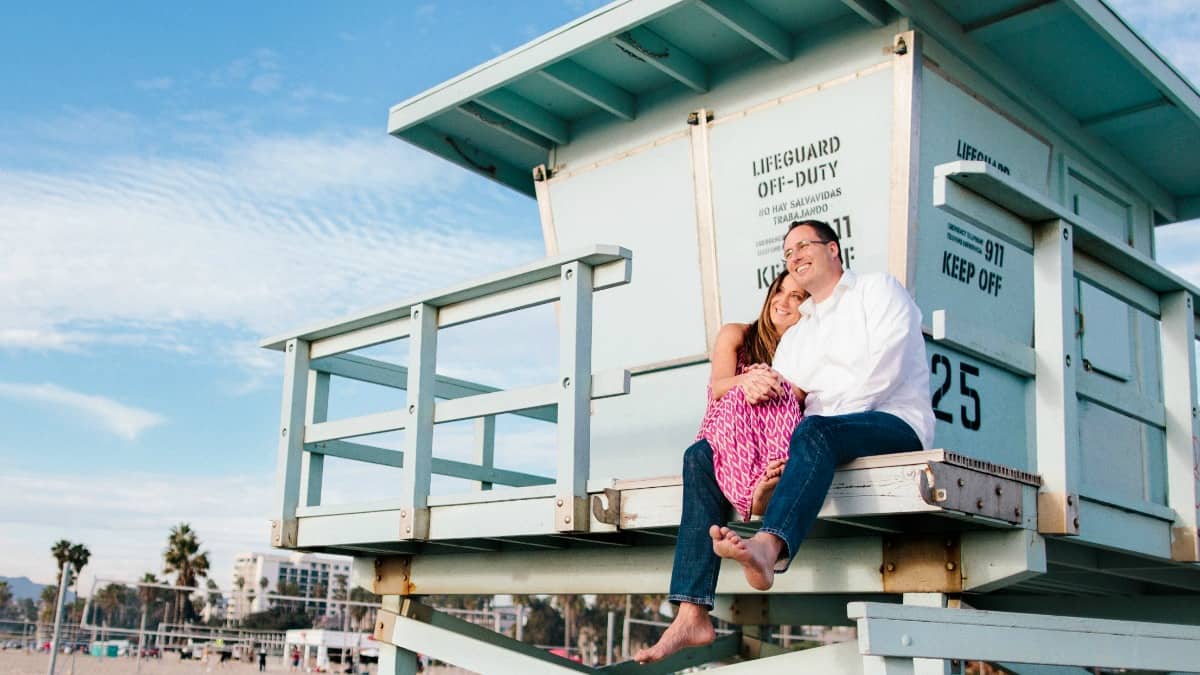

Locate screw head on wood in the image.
[976,498,984,509]
[562,377,571,389]
[412,308,419,317]
[1065,355,1072,367]
[401,509,407,517]
[564,269,574,280]
[900,635,912,647]
[1073,517,1080,528]
[563,515,571,524]
[886,563,896,572]
[281,428,287,437]
[408,404,416,414]
[945,562,956,571]
[995,486,1003,496]
[1062,227,1069,240]
[556,499,564,507]
[288,343,294,352]
[956,478,965,487]
[1067,495,1074,506]
[1015,508,1022,517]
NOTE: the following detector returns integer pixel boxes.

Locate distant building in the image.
[228,552,352,621]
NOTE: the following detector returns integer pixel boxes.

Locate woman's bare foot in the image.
[750,459,787,516]
[710,525,781,591]
[632,602,715,663]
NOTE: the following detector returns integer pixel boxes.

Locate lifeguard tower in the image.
[262,0,1200,672]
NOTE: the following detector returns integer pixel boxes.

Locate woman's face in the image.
[769,274,805,333]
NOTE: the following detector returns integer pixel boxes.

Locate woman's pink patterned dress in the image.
[696,353,802,521]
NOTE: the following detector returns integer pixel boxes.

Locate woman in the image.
[696,271,806,521]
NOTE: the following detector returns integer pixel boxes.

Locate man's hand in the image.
[740,365,785,404]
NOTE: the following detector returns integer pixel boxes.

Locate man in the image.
[635,219,934,663]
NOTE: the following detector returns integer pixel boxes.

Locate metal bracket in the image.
[1171,526,1200,562]
[920,462,1025,524]
[1037,491,1080,535]
[399,506,430,540]
[270,518,297,548]
[373,556,414,596]
[590,488,622,525]
[882,534,963,593]
[555,495,590,533]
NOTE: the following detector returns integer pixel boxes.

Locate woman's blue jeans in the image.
[667,412,922,608]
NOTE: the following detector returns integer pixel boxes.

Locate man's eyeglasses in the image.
[783,239,831,260]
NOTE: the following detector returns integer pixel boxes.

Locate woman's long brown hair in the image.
[742,271,790,366]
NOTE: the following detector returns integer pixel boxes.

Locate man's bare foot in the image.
[750,459,787,516]
[633,602,715,663]
[710,525,781,591]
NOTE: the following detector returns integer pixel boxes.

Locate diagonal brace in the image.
[375,599,592,674]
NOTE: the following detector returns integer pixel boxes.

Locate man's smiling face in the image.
[783,223,842,300]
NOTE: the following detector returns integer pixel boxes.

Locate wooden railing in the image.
[931,160,1200,561]
[261,245,633,547]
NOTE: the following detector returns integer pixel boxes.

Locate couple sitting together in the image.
[635,219,936,663]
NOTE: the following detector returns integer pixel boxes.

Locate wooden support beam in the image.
[271,338,309,548]
[932,310,1036,377]
[450,102,554,152]
[304,439,554,487]
[597,634,741,673]
[556,261,593,533]
[612,26,708,92]
[375,601,593,674]
[540,61,636,121]
[395,125,535,196]
[399,303,437,540]
[849,601,1200,671]
[475,89,569,144]
[1159,291,1200,562]
[840,0,888,27]
[1033,220,1080,535]
[695,0,790,62]
[300,370,330,507]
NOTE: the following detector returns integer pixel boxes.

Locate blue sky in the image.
[1,1,1198,592]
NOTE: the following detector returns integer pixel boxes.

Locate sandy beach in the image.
[0,651,471,675]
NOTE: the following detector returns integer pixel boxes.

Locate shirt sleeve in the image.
[838,275,924,412]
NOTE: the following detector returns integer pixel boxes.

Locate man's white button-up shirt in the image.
[772,270,934,449]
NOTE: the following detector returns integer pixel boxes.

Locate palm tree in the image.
[162,523,210,623]
[51,539,71,585]
[0,581,11,619]
[96,583,125,638]
[234,575,246,617]
[67,543,91,589]
[333,574,349,630]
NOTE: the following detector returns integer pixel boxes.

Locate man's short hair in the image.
[787,219,840,248]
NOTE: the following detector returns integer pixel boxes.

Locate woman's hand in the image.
[740,365,785,404]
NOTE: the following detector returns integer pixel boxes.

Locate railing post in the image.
[301,371,331,507]
[556,261,593,532]
[1033,220,1081,535]
[1160,291,1200,561]
[272,338,310,548]
[474,416,496,491]
[399,303,438,540]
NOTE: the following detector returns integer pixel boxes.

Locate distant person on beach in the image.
[636,219,934,663]
[694,270,806,521]
[257,644,267,671]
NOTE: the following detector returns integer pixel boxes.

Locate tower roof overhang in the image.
[387,0,1200,219]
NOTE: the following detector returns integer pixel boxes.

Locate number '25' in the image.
[931,354,981,431]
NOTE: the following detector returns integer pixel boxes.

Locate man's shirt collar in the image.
[798,269,856,317]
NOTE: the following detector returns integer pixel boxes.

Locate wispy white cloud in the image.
[0,128,543,372]
[1107,0,1200,87]
[0,382,166,441]
[0,469,277,590]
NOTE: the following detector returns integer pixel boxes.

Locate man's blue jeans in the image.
[668,412,922,608]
